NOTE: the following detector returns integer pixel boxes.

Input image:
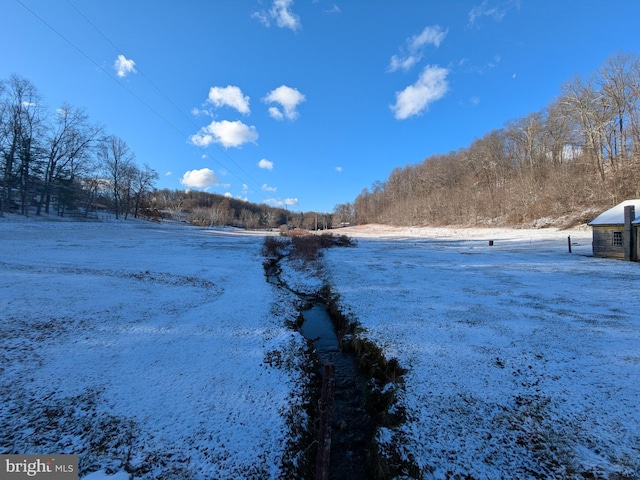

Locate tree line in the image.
[149,188,333,230]
[0,75,333,229]
[335,52,640,228]
[0,75,160,220]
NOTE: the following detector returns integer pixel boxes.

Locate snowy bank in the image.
[321,226,640,478]
[0,218,307,479]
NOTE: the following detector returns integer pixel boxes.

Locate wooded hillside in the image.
[334,52,640,228]
[0,75,326,229]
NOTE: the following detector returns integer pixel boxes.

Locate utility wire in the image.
[64,0,268,199]
[17,0,268,201]
[64,0,195,128]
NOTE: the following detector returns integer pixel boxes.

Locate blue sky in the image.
[3,0,640,213]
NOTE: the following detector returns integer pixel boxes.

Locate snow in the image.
[321,225,640,478]
[82,470,129,480]
[0,216,307,479]
[587,199,640,225]
[2,216,639,479]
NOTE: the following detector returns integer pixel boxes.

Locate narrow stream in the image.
[300,303,340,363]
[263,243,409,478]
[301,302,375,479]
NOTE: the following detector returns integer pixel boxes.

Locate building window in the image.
[613,231,623,246]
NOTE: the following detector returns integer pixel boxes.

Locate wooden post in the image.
[624,206,635,261]
[567,235,572,254]
[316,363,335,480]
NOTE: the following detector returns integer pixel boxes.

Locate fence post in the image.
[567,235,572,254]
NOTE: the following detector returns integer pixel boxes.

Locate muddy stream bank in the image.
[263,236,413,479]
[300,302,375,479]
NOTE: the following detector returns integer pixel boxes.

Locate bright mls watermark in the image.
[1,455,78,479]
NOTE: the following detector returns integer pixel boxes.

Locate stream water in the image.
[301,303,375,479]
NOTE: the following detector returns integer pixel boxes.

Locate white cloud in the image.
[165,171,173,176]
[207,86,250,114]
[391,65,449,120]
[114,54,136,78]
[254,0,301,31]
[410,25,448,50]
[190,120,258,148]
[335,166,343,172]
[191,107,213,117]
[388,55,421,73]
[268,107,284,121]
[262,183,277,192]
[468,0,519,27]
[180,168,219,189]
[388,25,447,73]
[264,85,306,121]
[258,159,274,170]
[270,0,301,31]
[265,197,299,207]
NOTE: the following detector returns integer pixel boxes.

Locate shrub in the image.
[262,236,288,260]
[291,235,320,260]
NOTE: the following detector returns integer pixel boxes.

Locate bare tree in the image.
[544,101,575,167]
[36,104,102,215]
[332,202,354,226]
[98,135,136,219]
[130,163,159,218]
[79,158,105,218]
[467,130,509,210]
[559,75,614,182]
[0,75,45,216]
[262,208,280,229]
[597,52,639,160]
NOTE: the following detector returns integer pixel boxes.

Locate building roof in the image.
[588,199,640,226]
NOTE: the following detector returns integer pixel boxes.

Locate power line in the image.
[63,0,269,199]
[17,0,268,201]
[64,0,195,128]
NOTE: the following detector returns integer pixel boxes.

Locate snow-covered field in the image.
[322,225,640,479]
[2,217,639,479]
[0,216,308,479]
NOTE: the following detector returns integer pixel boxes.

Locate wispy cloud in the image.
[388,25,448,73]
[207,86,250,114]
[114,54,136,78]
[391,65,449,120]
[261,183,277,192]
[258,159,274,170]
[180,168,219,189]
[264,85,306,121]
[190,120,258,148]
[253,0,301,32]
[468,0,520,27]
[410,25,448,50]
[324,4,341,14]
